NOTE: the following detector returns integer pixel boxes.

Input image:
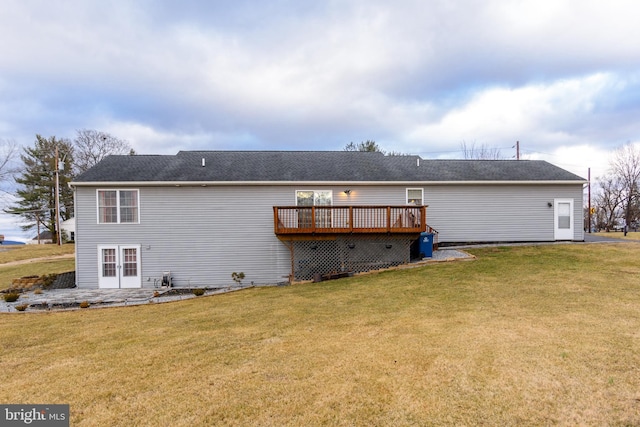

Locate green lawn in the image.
[1,243,639,425]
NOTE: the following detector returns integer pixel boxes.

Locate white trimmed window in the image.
[407,188,423,205]
[97,189,139,224]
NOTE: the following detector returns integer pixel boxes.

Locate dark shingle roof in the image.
[73,151,586,183]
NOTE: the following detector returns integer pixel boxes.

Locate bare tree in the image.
[344,140,383,153]
[73,129,132,174]
[0,138,20,194]
[593,174,625,231]
[608,143,640,231]
[460,140,503,160]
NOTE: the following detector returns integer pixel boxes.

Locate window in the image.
[122,248,138,277]
[102,248,117,277]
[407,188,423,205]
[296,190,332,228]
[557,202,571,229]
[296,190,332,207]
[97,190,139,224]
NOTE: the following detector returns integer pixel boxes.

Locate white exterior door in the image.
[296,190,333,228]
[554,199,574,240]
[98,245,141,288]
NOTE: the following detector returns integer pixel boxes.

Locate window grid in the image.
[407,188,423,205]
[97,190,139,224]
[102,248,117,277]
[122,248,138,277]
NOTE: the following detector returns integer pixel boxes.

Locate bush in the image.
[3,293,20,302]
[41,274,58,289]
[14,304,28,312]
[192,289,205,296]
[79,301,90,309]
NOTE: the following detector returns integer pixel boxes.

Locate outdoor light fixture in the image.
[344,189,352,195]
[547,202,553,207]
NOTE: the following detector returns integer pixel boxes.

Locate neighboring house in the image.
[70,151,586,289]
[60,217,75,242]
[28,231,53,245]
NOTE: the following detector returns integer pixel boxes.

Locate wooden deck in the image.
[274,205,427,235]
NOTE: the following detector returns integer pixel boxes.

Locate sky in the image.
[1,0,639,240]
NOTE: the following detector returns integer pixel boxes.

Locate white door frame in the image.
[98,244,142,288]
[554,199,574,240]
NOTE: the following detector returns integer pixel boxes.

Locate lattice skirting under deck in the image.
[286,235,414,281]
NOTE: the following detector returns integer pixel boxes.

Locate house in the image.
[27,230,53,245]
[70,151,586,289]
[60,217,75,242]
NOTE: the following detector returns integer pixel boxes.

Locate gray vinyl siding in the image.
[333,184,583,242]
[75,183,583,289]
[76,186,295,289]
[423,184,584,242]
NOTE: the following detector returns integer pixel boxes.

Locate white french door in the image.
[98,245,141,288]
[554,199,574,240]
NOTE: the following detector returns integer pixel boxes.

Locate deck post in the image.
[348,206,354,232]
[386,206,391,232]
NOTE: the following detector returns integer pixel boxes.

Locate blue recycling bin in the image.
[419,232,434,258]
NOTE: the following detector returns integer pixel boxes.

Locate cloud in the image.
[0,0,638,167]
[397,72,640,157]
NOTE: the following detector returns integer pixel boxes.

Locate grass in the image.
[0,244,75,290]
[1,243,639,425]
[0,243,75,263]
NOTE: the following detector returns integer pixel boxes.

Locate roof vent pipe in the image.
[417,158,420,167]
[202,158,205,167]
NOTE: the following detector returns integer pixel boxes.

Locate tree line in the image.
[0,130,132,243]
[591,144,640,232]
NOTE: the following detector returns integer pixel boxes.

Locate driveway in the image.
[583,233,634,243]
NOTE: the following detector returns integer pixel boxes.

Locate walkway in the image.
[0,286,253,313]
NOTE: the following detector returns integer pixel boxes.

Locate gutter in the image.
[69,180,588,187]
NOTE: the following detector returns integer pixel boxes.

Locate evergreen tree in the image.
[8,135,75,242]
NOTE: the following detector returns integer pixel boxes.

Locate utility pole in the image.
[588,167,591,234]
[54,145,62,246]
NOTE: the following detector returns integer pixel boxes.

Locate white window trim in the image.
[96,189,140,224]
[406,188,424,205]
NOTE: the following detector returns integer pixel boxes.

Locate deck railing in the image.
[274,205,427,235]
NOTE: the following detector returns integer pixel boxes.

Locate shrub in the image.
[3,293,20,303]
[14,304,28,312]
[79,301,90,309]
[41,274,58,289]
[192,288,205,296]
[232,272,245,285]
